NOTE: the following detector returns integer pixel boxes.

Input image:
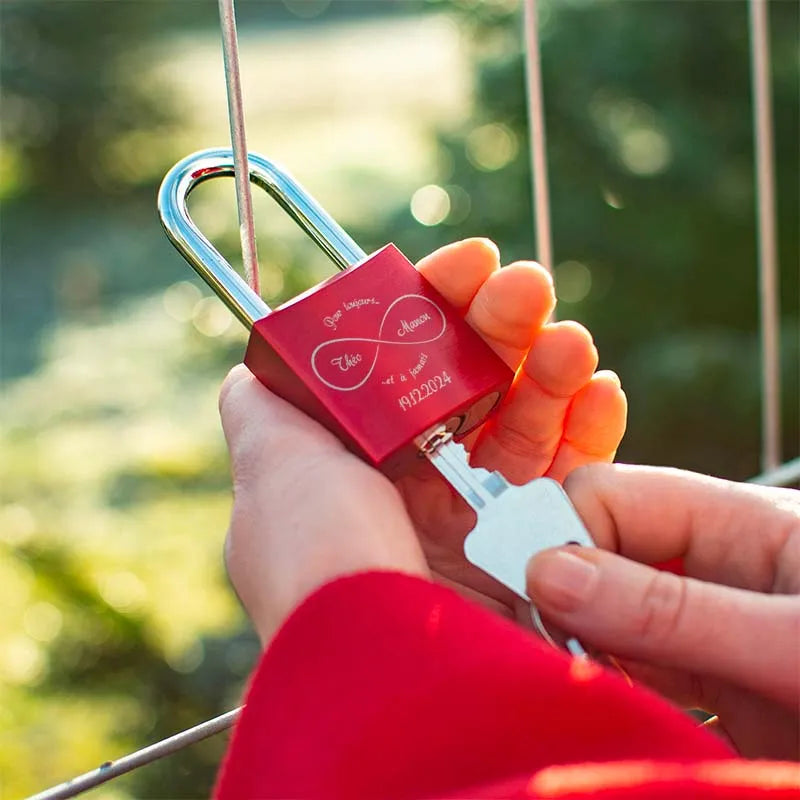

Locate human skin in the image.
[220,238,798,760]
[221,237,627,632]
[526,465,800,759]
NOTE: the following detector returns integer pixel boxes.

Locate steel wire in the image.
[749,0,782,471]
[219,0,260,293]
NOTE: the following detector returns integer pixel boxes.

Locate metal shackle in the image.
[157,148,366,329]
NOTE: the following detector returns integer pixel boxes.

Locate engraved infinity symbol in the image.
[311,294,447,391]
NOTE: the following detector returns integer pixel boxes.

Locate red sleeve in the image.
[214,572,799,799]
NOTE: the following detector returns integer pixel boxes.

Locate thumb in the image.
[527,547,800,708]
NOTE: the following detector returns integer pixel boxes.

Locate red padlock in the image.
[159,149,512,478]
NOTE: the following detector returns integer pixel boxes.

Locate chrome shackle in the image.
[157,148,366,329]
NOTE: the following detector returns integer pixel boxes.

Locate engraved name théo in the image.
[330,353,362,372]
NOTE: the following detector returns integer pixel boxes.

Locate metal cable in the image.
[749,456,800,487]
[748,0,782,471]
[219,0,260,293]
[522,0,554,276]
[25,708,242,800]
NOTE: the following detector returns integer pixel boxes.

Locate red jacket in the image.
[215,572,799,799]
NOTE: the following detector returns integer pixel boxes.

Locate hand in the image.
[220,238,627,640]
[396,239,626,617]
[526,464,800,759]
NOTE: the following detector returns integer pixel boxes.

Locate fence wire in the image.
[27,709,242,800]
[749,0,783,472]
[523,0,553,277]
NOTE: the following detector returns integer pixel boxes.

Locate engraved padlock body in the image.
[159,149,512,478]
[247,244,511,476]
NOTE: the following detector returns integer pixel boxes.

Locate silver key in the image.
[417,426,594,656]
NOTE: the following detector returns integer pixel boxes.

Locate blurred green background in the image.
[1,0,797,796]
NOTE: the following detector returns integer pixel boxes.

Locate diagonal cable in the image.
[25,708,242,800]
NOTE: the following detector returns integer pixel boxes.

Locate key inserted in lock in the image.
[158,148,596,652]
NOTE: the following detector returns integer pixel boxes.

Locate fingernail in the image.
[595,368,622,388]
[529,551,598,612]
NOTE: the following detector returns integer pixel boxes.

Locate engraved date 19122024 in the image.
[397,370,452,412]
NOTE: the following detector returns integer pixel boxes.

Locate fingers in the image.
[469,321,599,482]
[415,237,501,310]
[462,261,555,366]
[545,371,627,482]
[417,240,623,485]
[562,463,800,592]
[416,238,555,367]
[526,546,800,708]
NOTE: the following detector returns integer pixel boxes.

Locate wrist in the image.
[229,506,429,644]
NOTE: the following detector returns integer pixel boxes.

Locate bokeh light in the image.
[0,636,46,686]
[0,504,37,546]
[589,91,672,176]
[602,187,624,209]
[191,296,234,337]
[283,0,331,19]
[410,184,451,226]
[97,571,148,614]
[166,640,205,674]
[554,260,592,303]
[23,602,63,643]
[619,127,672,176]
[0,143,30,200]
[163,281,203,323]
[443,184,472,225]
[259,262,286,301]
[465,123,518,171]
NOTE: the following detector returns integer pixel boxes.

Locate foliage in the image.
[0,1,181,200]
